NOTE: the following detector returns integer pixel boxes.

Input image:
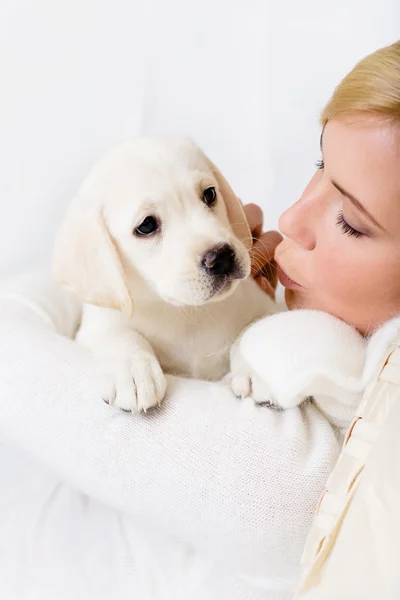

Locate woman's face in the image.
[276,117,400,334]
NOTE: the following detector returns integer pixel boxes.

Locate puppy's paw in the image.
[101,353,167,413]
[230,373,252,399]
[231,370,277,408]
[230,340,280,408]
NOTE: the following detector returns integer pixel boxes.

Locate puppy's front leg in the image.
[99,330,167,413]
[78,305,167,413]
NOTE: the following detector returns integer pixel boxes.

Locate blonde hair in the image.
[321,40,400,126]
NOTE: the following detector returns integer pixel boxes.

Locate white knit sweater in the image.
[0,272,349,600]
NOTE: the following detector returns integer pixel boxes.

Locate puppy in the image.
[53,137,274,412]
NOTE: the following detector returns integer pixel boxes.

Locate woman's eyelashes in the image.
[314,157,365,239]
[336,211,364,239]
[315,156,365,238]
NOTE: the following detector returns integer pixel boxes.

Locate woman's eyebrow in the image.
[320,128,385,232]
[331,179,385,231]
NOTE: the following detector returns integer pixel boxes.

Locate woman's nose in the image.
[278,171,323,251]
[279,201,316,251]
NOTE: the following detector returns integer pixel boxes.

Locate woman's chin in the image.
[285,288,307,310]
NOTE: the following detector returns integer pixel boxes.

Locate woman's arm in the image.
[0,272,340,583]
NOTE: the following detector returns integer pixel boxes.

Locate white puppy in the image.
[53,136,381,423]
[53,137,274,412]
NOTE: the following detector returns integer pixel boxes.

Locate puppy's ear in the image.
[208,161,252,250]
[52,199,133,317]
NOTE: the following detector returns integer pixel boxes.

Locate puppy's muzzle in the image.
[201,244,237,278]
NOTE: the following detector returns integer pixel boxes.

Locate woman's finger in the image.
[250,231,283,278]
[254,276,276,300]
[243,203,264,239]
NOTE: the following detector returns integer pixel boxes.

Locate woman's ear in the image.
[208,160,252,251]
[52,198,133,318]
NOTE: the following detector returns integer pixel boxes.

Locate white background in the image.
[0,0,398,277]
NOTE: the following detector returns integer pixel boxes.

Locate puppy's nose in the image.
[201,244,236,276]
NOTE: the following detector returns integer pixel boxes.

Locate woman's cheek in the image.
[312,237,356,300]
[327,247,353,285]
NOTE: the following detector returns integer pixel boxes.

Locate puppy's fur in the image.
[53,137,274,412]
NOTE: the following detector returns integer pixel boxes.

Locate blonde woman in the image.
[0,40,399,600]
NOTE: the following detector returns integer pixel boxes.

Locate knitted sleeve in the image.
[0,271,340,584]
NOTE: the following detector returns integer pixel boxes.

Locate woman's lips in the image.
[276,263,303,290]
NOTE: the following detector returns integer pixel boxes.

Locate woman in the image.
[0,40,399,600]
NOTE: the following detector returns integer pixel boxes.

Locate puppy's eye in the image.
[203,187,217,207]
[134,216,159,236]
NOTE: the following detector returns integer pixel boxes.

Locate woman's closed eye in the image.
[315,158,367,239]
[336,211,364,239]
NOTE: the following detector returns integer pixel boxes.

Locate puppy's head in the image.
[53,137,252,316]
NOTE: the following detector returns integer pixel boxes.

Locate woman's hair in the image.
[321,40,400,126]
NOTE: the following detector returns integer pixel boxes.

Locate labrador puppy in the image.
[53,137,274,412]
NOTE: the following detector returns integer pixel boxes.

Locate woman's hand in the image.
[243,203,283,300]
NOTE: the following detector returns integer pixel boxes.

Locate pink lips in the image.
[276,264,302,290]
